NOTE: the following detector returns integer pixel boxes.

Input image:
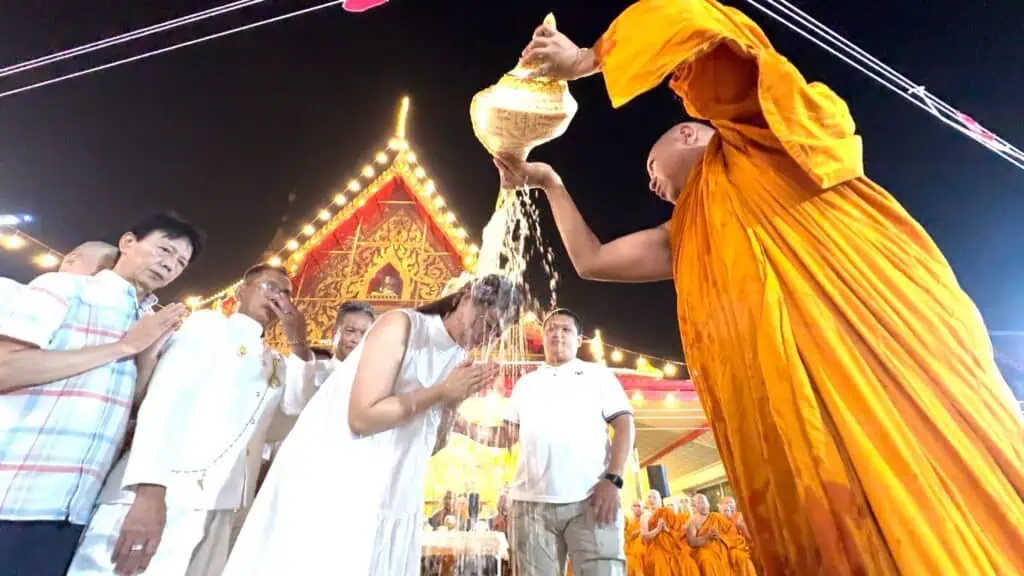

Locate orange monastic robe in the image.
[692,513,733,576]
[625,517,646,576]
[595,1,1024,575]
[721,514,758,576]
[643,508,700,576]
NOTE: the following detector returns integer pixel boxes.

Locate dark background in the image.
[1,1,1022,367]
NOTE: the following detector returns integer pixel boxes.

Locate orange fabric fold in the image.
[596,1,1024,575]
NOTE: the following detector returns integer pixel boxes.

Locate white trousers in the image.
[68,503,235,576]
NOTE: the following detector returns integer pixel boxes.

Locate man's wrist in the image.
[602,472,624,489]
[133,484,167,500]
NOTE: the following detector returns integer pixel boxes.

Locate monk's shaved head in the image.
[60,241,118,275]
[646,122,716,204]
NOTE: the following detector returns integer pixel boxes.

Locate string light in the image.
[193,96,477,307]
[0,229,66,271]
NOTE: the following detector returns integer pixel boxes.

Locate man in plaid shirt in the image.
[0,213,204,575]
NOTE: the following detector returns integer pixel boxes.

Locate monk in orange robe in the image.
[626,501,647,576]
[494,0,1024,574]
[718,497,758,576]
[686,495,733,575]
[642,490,700,576]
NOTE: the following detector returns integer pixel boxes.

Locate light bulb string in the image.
[0,227,64,256]
[582,334,686,369]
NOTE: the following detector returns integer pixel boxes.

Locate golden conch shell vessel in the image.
[470,13,578,161]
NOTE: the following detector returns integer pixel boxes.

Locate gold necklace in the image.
[170,355,280,489]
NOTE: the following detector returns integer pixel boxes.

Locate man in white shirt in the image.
[68,264,318,576]
[456,308,635,576]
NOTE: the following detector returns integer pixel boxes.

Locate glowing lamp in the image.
[1,234,25,250]
[663,363,678,377]
[375,152,389,164]
[361,166,375,178]
[334,194,347,205]
[318,209,331,221]
[34,252,60,268]
[302,224,315,236]
[267,256,282,267]
[286,239,300,251]
[184,296,202,308]
[347,180,361,192]
[610,349,623,362]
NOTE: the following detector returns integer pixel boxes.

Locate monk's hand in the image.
[113,485,167,575]
[494,156,562,192]
[589,477,621,526]
[519,23,597,81]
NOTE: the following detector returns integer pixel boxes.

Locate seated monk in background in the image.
[498,0,1024,573]
[686,495,731,576]
[718,497,757,576]
[642,490,699,576]
[625,501,646,576]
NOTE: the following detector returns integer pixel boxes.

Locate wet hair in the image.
[416,273,523,324]
[335,301,376,326]
[543,307,582,334]
[126,212,206,263]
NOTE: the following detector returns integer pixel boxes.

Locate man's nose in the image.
[648,176,657,192]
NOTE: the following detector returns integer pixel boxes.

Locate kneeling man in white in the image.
[68,264,318,576]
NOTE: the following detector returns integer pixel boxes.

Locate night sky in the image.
[1,1,1022,366]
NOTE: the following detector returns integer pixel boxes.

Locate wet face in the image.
[235,269,292,328]
[114,231,193,293]
[333,312,373,360]
[456,297,512,348]
[646,123,714,204]
[542,313,581,365]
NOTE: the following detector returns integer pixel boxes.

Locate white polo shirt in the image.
[505,358,633,504]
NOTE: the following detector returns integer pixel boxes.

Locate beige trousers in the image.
[511,499,625,576]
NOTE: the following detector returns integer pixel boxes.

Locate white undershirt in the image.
[505,358,633,504]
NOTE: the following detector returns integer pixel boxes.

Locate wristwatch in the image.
[602,473,624,489]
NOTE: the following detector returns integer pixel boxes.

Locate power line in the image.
[0,0,350,101]
[741,0,1024,172]
[0,0,264,80]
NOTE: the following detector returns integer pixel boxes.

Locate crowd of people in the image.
[0,210,642,576]
[3,0,1023,573]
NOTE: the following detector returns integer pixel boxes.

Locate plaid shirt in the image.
[0,270,156,524]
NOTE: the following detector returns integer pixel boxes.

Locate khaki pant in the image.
[511,499,625,576]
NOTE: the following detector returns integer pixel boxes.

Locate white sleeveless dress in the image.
[222,310,465,576]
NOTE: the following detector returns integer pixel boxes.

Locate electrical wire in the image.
[741,0,1024,171]
[0,0,264,80]
[0,0,349,101]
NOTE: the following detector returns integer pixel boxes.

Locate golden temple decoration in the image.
[195,96,479,308]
